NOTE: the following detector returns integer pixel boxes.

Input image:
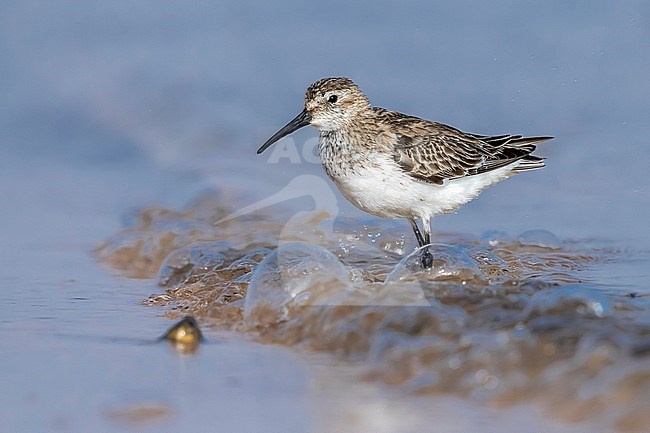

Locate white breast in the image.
[318,136,519,220]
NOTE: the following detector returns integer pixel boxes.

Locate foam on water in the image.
[244,242,353,327]
[97,193,649,431]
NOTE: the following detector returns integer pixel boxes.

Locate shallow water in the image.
[2,0,649,431]
[96,192,650,430]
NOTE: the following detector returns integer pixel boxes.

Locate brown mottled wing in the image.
[374,108,549,185]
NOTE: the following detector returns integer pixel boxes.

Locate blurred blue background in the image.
[0,2,648,431]
[1,0,648,244]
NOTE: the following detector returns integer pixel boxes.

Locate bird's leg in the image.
[409,218,426,247]
[409,218,432,269]
[421,217,433,268]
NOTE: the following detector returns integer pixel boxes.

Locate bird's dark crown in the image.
[306,77,360,101]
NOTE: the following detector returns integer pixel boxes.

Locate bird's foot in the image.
[421,247,433,269]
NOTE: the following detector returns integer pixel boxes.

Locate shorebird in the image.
[257,77,551,267]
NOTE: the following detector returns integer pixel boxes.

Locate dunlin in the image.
[258,77,551,267]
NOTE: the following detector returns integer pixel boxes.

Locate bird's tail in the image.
[508,136,552,172]
[514,154,546,171]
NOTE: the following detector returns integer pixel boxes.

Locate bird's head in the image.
[257,77,370,154]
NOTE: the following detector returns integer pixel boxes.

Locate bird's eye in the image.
[328,94,338,103]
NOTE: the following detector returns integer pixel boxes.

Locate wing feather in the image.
[373,107,551,185]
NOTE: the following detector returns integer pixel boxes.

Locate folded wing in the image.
[375,108,552,185]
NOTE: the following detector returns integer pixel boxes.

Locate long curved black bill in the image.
[257,109,312,154]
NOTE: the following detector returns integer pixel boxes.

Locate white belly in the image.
[323,153,518,220]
